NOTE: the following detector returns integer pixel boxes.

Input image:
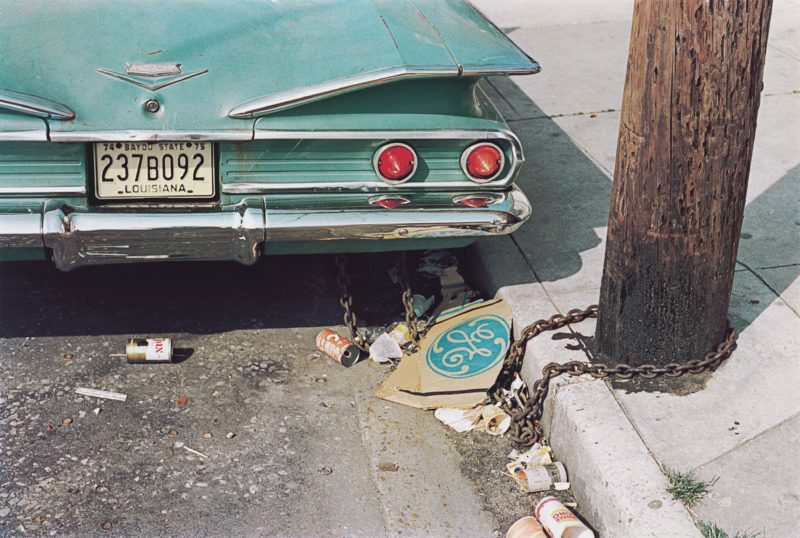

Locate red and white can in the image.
[126,338,173,363]
[534,496,595,538]
[315,329,362,367]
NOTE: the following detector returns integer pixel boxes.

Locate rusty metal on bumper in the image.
[0,187,531,271]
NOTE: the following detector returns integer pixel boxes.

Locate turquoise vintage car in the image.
[0,0,539,270]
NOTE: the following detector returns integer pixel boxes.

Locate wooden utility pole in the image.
[596,0,772,365]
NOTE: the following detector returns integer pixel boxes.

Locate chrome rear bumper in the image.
[0,188,531,270]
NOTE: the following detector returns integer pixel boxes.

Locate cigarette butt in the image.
[75,388,127,402]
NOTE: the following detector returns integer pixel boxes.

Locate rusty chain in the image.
[334,254,369,351]
[336,254,738,448]
[490,305,738,447]
[335,253,424,352]
[395,251,422,346]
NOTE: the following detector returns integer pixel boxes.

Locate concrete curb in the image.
[496,285,702,537]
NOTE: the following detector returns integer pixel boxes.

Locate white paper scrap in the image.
[369,333,403,363]
[434,407,483,433]
[75,387,127,402]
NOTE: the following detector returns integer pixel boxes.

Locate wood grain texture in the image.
[597,0,773,364]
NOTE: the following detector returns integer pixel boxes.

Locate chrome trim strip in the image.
[461,65,541,76]
[2,188,531,269]
[0,130,48,142]
[265,187,531,242]
[0,212,43,248]
[49,130,253,142]
[97,67,208,92]
[125,63,182,77]
[222,181,507,194]
[229,62,540,120]
[0,89,74,120]
[229,66,455,118]
[253,129,511,140]
[0,186,86,196]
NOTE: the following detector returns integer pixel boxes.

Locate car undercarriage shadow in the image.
[0,253,408,338]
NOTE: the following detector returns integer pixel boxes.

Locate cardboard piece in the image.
[375,299,512,409]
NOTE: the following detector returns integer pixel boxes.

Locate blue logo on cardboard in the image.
[426,314,510,379]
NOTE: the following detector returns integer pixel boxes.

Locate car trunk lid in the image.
[0,0,538,138]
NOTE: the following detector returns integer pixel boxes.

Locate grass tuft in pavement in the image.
[698,521,761,538]
[661,465,715,507]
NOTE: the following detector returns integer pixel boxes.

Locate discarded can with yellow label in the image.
[315,329,362,367]
[387,323,412,347]
[126,338,173,363]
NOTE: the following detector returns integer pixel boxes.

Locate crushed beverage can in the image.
[315,329,362,367]
[126,338,173,363]
[520,462,568,492]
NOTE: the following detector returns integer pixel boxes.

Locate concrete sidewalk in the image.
[470,1,800,536]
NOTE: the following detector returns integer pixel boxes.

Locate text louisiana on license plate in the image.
[94,142,215,199]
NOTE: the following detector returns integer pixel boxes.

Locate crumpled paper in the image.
[434,404,511,436]
[369,332,404,363]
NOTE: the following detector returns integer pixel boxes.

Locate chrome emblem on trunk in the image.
[97,63,207,91]
[125,63,182,77]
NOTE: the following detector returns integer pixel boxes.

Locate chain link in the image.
[395,251,422,346]
[334,254,369,351]
[490,305,738,447]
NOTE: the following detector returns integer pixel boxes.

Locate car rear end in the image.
[0,0,538,270]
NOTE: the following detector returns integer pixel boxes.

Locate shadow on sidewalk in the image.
[731,162,800,330]
[464,76,613,292]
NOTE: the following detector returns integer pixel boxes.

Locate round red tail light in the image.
[461,142,505,183]
[373,143,417,183]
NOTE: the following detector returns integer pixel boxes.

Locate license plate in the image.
[94,142,215,200]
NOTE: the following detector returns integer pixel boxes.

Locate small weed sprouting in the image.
[699,522,727,538]
[698,521,761,538]
[661,465,715,507]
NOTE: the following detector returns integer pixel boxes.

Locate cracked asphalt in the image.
[0,253,570,537]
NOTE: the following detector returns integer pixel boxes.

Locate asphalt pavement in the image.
[0,255,555,537]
